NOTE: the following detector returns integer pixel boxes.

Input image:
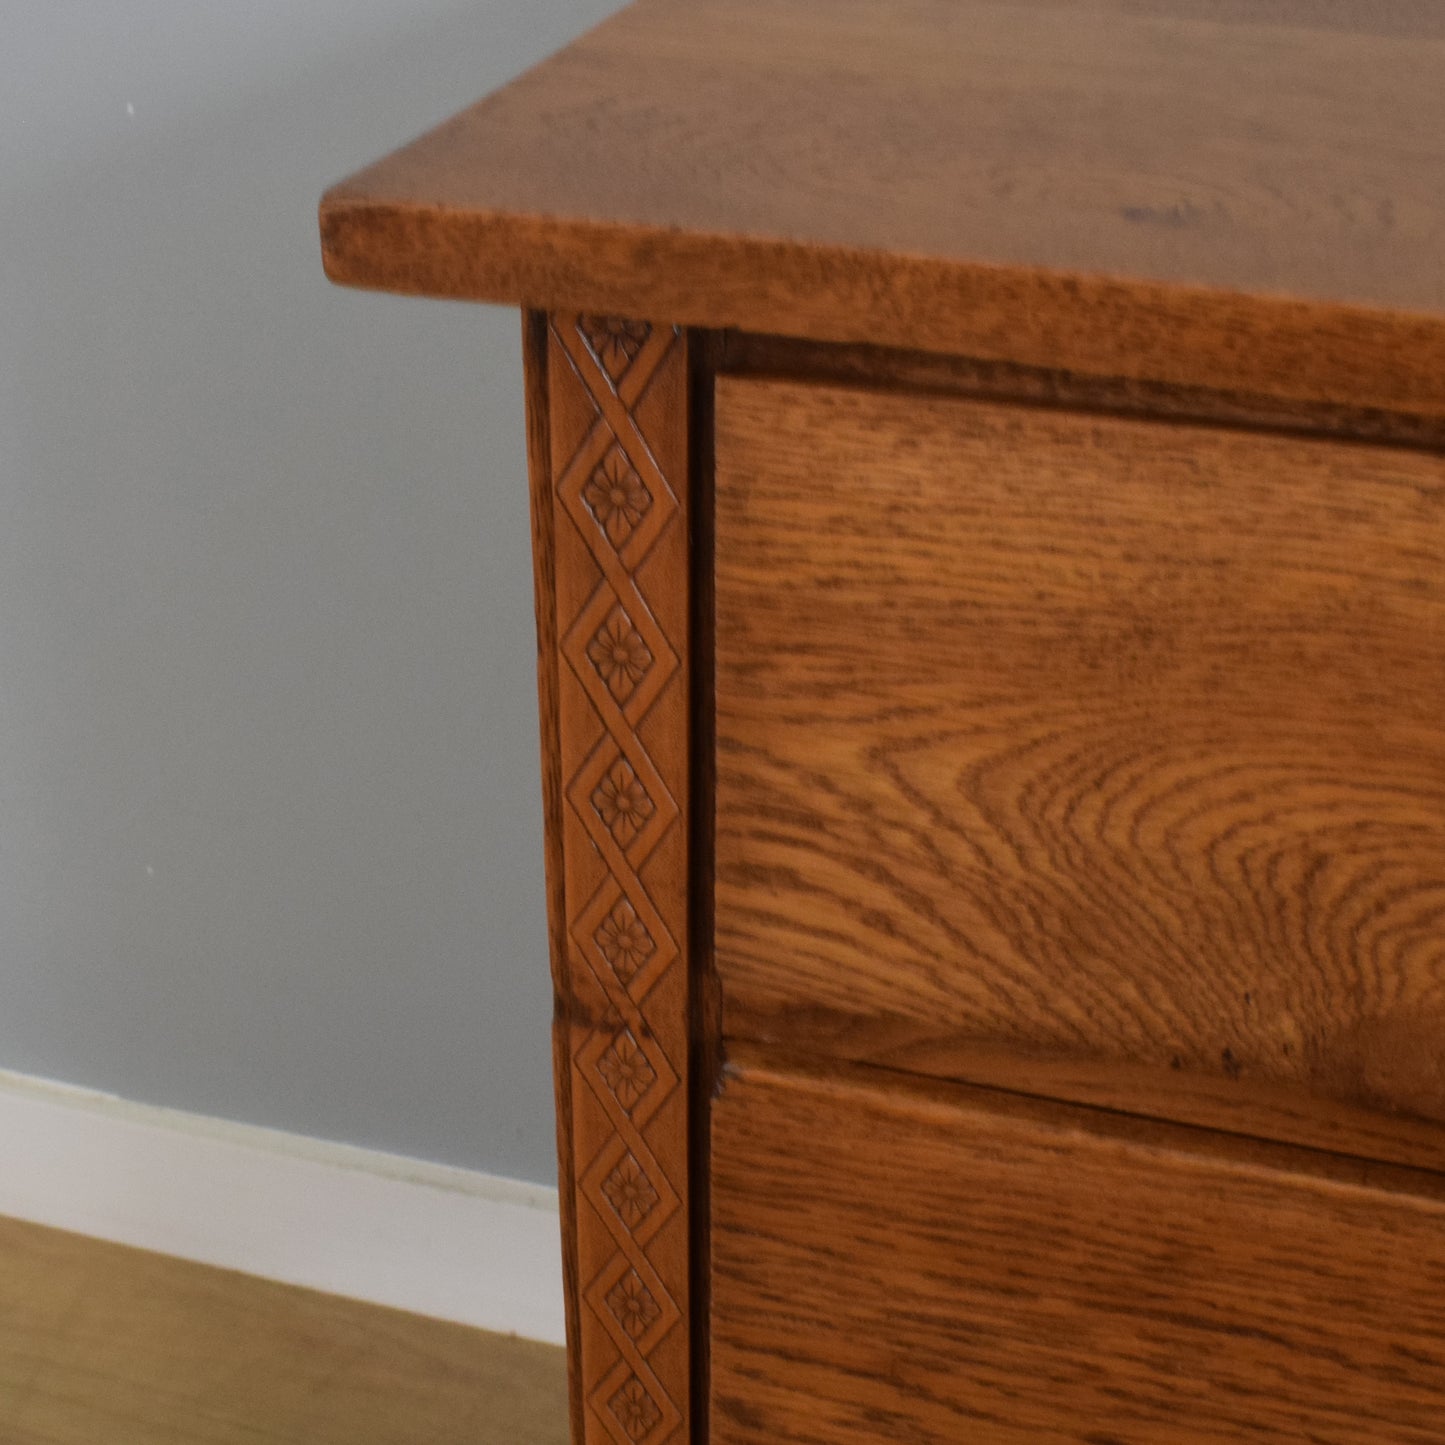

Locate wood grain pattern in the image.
[524,308,587,1445]
[720,330,1445,457]
[528,314,692,1445]
[0,1216,567,1445]
[320,0,1445,420]
[714,375,1445,1164]
[711,1049,1445,1445]
[721,1011,1445,1177]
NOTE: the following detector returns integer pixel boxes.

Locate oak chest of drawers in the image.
[320,1,1445,1439]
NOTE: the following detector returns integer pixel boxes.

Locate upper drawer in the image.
[713,374,1445,1160]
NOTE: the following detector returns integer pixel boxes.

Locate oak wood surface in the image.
[525,310,587,1445]
[721,330,1445,457]
[529,314,694,1445]
[0,1215,566,1445]
[710,1049,1445,1445]
[714,374,1445,1166]
[320,0,1445,419]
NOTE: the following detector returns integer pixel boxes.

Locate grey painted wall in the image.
[1,0,625,1186]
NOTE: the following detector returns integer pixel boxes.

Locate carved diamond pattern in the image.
[563,580,678,734]
[581,316,651,383]
[586,606,653,702]
[609,1376,663,1442]
[602,1154,659,1229]
[594,899,656,987]
[550,317,686,1444]
[606,1270,663,1341]
[567,741,674,880]
[577,876,676,1014]
[592,758,655,847]
[598,1031,657,1113]
[583,444,652,549]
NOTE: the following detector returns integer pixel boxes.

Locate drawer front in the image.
[711,1053,1445,1445]
[714,376,1445,1148]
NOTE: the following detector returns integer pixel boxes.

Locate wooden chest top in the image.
[320,0,1445,416]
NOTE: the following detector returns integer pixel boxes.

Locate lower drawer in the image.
[710,1050,1445,1445]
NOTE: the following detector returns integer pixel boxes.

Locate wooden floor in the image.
[0,1215,569,1445]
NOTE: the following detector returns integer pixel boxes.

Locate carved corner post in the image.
[524,313,695,1445]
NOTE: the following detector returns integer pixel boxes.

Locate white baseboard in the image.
[0,1068,564,1345]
